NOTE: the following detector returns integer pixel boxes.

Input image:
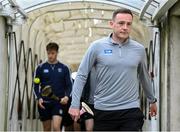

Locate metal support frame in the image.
[0,0,27,25]
[22,0,151,19]
[0,4,15,19]
[152,0,178,20]
[0,2,3,10]
[139,0,154,20]
[8,0,28,19]
[2,0,179,22]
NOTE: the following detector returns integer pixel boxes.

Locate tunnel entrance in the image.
[1,0,178,131]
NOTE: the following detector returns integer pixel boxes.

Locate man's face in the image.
[47,50,58,63]
[110,13,133,41]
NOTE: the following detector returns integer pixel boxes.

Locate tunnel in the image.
[0,0,180,131]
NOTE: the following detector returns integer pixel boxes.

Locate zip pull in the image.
[119,46,122,57]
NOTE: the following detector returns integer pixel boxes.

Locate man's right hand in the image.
[68,108,80,122]
[38,98,45,109]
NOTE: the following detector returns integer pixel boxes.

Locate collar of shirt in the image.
[46,60,59,65]
[108,33,130,47]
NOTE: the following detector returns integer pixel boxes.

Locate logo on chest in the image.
[104,49,113,55]
[43,69,49,73]
[58,68,62,73]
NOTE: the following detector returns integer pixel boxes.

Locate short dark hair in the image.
[112,8,133,20]
[46,42,59,51]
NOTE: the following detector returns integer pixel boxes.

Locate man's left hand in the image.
[149,103,157,117]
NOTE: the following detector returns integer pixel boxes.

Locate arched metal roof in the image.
[0,0,178,21]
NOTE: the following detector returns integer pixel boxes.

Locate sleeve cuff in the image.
[149,98,157,104]
[70,105,80,109]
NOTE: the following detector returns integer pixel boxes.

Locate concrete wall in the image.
[159,13,170,131]
[169,1,180,130]
[0,16,8,130]
[160,0,180,130]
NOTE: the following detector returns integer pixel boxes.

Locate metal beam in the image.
[8,0,28,19]
[0,6,15,19]
[139,0,153,20]
[8,0,18,7]
[22,0,151,18]
[17,7,27,19]
[0,2,3,10]
[152,0,178,21]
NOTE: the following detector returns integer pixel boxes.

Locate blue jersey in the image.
[33,61,72,100]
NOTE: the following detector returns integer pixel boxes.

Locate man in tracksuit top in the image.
[69,8,157,131]
[34,42,72,131]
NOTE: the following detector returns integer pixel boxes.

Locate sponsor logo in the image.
[43,69,49,73]
[104,49,112,55]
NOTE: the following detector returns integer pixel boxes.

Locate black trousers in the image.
[94,108,144,131]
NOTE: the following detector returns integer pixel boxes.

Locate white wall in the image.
[160,1,180,130]
[169,1,180,130]
[0,16,8,130]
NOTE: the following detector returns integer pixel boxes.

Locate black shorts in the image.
[38,100,63,121]
[61,99,74,126]
[94,108,144,131]
[80,103,94,121]
[38,99,74,126]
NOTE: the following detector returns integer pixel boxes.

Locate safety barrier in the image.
[8,32,42,130]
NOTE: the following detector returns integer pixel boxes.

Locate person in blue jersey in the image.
[71,69,96,131]
[80,67,96,131]
[33,42,73,131]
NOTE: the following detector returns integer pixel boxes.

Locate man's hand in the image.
[68,108,80,122]
[149,103,157,117]
[60,96,69,105]
[38,98,45,109]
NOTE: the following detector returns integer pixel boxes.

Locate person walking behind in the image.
[34,42,72,131]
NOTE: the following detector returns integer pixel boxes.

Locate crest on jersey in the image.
[58,68,62,73]
[59,109,63,115]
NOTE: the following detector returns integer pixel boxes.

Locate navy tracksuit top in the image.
[34,61,72,100]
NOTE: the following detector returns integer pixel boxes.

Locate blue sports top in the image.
[34,61,72,100]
